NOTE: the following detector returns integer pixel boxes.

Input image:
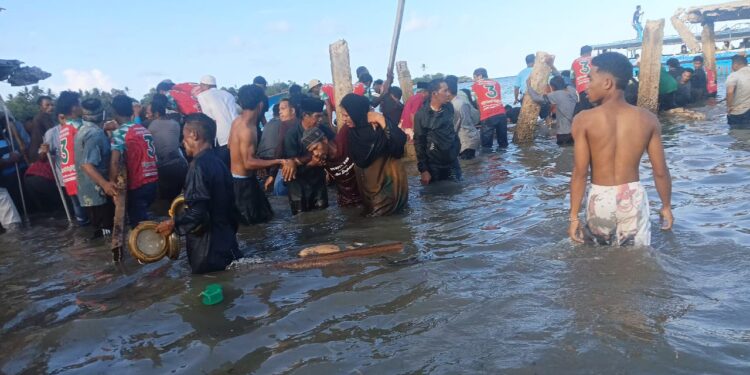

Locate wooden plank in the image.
[513,51,552,144]
[637,19,665,113]
[277,242,404,270]
[387,0,406,75]
[682,1,750,23]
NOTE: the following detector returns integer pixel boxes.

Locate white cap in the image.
[200,75,216,86]
[308,79,322,90]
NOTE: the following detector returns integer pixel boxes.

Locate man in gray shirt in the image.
[527,76,578,146]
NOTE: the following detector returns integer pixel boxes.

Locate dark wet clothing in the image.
[283,122,328,215]
[233,174,273,224]
[690,67,708,102]
[325,127,362,207]
[28,112,54,162]
[175,148,240,274]
[413,100,460,180]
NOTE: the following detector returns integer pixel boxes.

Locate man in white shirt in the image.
[196,75,239,165]
[726,55,750,126]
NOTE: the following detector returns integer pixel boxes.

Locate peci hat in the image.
[299,97,324,113]
[308,79,322,91]
[200,75,217,86]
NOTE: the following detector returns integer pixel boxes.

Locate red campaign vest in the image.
[471,79,506,121]
[706,68,718,95]
[124,124,159,190]
[321,84,336,110]
[59,120,80,196]
[572,56,593,94]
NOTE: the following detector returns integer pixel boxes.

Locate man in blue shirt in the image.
[514,54,535,105]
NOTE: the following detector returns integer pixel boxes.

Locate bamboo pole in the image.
[701,21,718,95]
[396,61,414,102]
[387,0,406,76]
[513,51,552,144]
[0,97,30,224]
[110,167,127,262]
[329,39,353,132]
[637,19,665,113]
[670,14,701,52]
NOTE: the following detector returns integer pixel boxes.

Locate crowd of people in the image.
[3,43,749,274]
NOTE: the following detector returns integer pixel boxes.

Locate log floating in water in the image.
[514,51,552,144]
[277,242,404,270]
[637,19,665,113]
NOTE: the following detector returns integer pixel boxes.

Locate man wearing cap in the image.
[309,79,337,131]
[75,98,116,238]
[282,97,331,215]
[228,84,295,224]
[196,74,239,166]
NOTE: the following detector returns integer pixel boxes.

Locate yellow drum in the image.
[128,221,169,263]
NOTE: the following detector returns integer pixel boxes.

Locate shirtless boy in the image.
[229,84,295,225]
[569,52,673,246]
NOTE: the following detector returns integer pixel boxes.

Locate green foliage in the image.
[4,86,54,121]
[412,73,472,84]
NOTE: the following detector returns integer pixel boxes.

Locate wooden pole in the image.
[0,97,30,224]
[110,167,127,262]
[396,61,414,102]
[387,0,406,75]
[637,19,665,113]
[670,14,701,52]
[513,51,552,144]
[701,21,718,95]
[329,39,353,132]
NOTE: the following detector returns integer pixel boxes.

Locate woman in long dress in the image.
[339,94,408,216]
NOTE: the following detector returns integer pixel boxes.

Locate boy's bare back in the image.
[572,101,660,186]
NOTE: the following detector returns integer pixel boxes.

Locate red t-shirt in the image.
[707,69,718,95]
[353,82,366,96]
[59,119,81,196]
[111,122,158,190]
[471,79,506,121]
[321,84,336,111]
[400,92,426,129]
[571,56,593,94]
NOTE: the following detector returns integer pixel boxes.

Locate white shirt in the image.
[726,65,750,115]
[196,88,239,146]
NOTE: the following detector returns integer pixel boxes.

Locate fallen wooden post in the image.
[514,51,552,144]
[637,19,665,113]
[329,39,353,132]
[277,242,404,270]
[682,1,750,23]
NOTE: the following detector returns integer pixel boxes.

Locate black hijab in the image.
[342,94,388,168]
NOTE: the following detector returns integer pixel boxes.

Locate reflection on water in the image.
[2,101,750,374]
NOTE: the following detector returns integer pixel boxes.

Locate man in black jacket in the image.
[414,78,461,185]
[156,113,241,274]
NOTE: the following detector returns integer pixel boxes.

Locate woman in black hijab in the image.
[340,94,408,216]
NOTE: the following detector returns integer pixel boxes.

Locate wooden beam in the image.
[387,0,406,76]
[671,14,701,52]
[396,61,413,102]
[513,51,552,144]
[682,1,750,23]
[637,19,665,113]
[702,21,719,96]
[329,39,353,131]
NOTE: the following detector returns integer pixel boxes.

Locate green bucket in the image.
[201,283,224,305]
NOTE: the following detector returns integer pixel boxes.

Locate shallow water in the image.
[2,100,750,374]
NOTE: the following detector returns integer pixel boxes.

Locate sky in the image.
[0,0,736,99]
